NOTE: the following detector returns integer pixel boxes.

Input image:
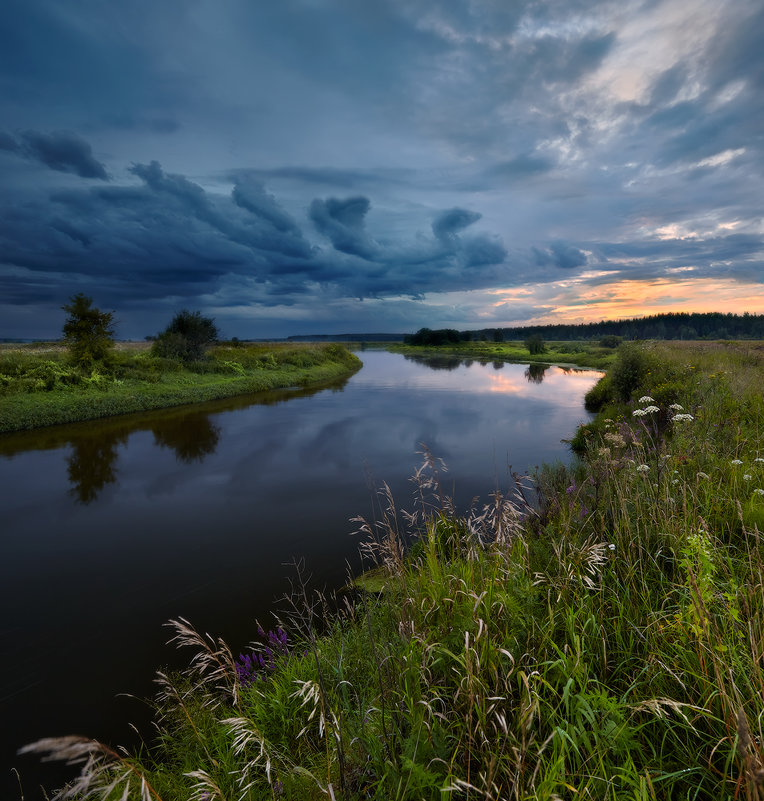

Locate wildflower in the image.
[669,403,684,411]
[731,459,743,466]
[744,474,752,481]
[639,396,655,403]
[636,464,650,473]
[672,413,694,422]
[755,457,764,463]
[643,405,660,414]
[697,472,710,480]
[672,479,679,485]
[608,543,616,551]
[754,488,764,496]
[632,408,648,417]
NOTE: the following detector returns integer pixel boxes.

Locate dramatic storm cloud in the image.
[1,0,762,338]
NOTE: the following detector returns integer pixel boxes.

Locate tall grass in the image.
[21,341,764,799]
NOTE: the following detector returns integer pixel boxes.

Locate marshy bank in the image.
[0,342,362,433]
[14,341,764,799]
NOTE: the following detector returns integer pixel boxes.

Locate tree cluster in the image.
[61,296,220,367]
[151,309,219,362]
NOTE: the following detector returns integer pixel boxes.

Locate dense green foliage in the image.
[406,311,764,344]
[404,327,467,346]
[0,342,361,433]
[61,294,115,367]
[524,333,546,354]
[152,310,220,362]
[25,340,764,800]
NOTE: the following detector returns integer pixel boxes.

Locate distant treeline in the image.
[287,332,405,342]
[404,312,764,345]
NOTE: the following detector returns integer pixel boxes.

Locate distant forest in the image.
[404,312,764,345]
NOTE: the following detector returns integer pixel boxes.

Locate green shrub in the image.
[152,310,219,363]
[525,333,546,354]
[608,342,651,401]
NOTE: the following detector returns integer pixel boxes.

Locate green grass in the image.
[388,339,619,370]
[21,340,764,800]
[0,342,362,433]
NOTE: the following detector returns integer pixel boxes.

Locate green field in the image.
[22,340,764,799]
[0,342,362,434]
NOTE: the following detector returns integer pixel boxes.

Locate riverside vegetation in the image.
[20,339,764,800]
[0,341,362,434]
[389,337,618,371]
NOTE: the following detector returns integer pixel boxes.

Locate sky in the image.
[1,0,763,340]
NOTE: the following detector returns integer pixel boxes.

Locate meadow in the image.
[0,342,362,434]
[21,340,764,800]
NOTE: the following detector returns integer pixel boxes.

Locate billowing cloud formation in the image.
[534,241,588,270]
[433,209,482,242]
[1,0,763,339]
[0,130,108,179]
[310,197,378,259]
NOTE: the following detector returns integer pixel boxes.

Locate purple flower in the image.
[236,627,290,687]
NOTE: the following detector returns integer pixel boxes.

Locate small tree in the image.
[152,309,219,362]
[524,333,546,355]
[62,293,115,368]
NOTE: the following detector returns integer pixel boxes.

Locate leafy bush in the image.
[608,342,651,401]
[152,310,219,363]
[598,335,623,348]
[524,333,546,355]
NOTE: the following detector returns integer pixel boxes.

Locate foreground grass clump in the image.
[24,341,764,799]
[0,342,361,433]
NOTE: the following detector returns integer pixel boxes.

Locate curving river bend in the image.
[0,350,602,797]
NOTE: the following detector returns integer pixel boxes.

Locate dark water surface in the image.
[0,351,601,797]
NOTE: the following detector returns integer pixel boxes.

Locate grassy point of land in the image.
[388,339,620,370]
[20,340,764,800]
[0,341,362,434]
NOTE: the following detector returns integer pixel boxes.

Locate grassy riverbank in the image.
[24,341,764,800]
[389,339,618,370]
[0,342,362,433]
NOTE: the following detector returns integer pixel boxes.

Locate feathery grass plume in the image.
[184,768,226,801]
[165,616,239,707]
[467,488,524,548]
[220,716,276,792]
[18,736,163,801]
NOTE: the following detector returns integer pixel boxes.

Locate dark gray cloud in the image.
[0,130,108,179]
[432,208,482,242]
[1,0,763,338]
[309,196,378,260]
[533,241,589,271]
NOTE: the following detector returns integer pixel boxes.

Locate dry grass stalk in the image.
[165,617,239,707]
[18,736,162,801]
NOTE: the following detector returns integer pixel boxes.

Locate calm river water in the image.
[0,350,601,797]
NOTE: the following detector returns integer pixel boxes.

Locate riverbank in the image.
[25,340,764,799]
[388,339,618,370]
[0,342,362,433]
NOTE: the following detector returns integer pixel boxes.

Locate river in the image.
[0,350,601,797]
